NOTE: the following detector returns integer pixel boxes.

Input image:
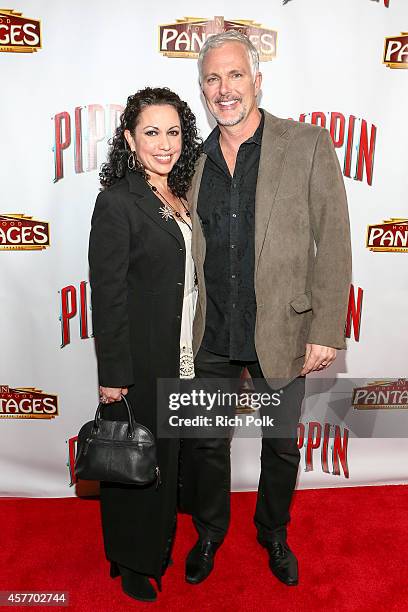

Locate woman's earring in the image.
[127,150,137,171]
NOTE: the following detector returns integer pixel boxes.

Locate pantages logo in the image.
[0,386,58,419]
[0,214,50,250]
[366,218,408,252]
[0,9,41,53]
[353,379,408,410]
[383,33,408,69]
[158,16,276,61]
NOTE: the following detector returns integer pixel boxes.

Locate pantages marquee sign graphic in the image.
[384,33,408,69]
[0,9,41,53]
[0,214,50,250]
[0,386,58,419]
[352,380,408,409]
[158,16,276,61]
[366,219,408,252]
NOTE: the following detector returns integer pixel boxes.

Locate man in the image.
[184,30,351,586]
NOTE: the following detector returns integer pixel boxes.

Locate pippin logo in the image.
[67,436,78,485]
[384,33,408,68]
[0,9,41,53]
[0,386,58,419]
[0,214,50,250]
[298,422,350,478]
[159,16,276,61]
[366,219,408,252]
[353,379,408,410]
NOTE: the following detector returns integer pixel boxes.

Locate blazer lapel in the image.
[126,171,184,248]
[188,112,293,268]
[188,155,207,264]
[187,154,206,215]
[255,111,293,269]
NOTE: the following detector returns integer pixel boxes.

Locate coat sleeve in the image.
[307,128,352,349]
[88,189,134,387]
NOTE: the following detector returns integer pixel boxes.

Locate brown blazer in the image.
[189,110,352,384]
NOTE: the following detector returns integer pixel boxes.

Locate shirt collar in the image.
[248,108,264,145]
[203,108,264,154]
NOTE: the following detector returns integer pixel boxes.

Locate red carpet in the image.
[1,486,407,611]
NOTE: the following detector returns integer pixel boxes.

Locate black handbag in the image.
[75,394,160,486]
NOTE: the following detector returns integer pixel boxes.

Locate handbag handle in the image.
[93,393,136,439]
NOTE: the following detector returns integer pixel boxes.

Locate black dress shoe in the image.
[259,539,298,586]
[185,539,221,584]
[110,562,157,602]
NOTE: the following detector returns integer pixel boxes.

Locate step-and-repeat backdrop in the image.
[1,0,407,497]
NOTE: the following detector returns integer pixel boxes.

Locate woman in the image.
[88,87,202,602]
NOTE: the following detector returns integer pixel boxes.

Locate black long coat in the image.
[88,170,188,583]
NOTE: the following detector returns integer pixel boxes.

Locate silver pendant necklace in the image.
[147,181,191,230]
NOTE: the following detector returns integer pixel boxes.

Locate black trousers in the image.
[181,347,305,544]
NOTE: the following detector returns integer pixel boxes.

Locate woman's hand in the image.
[99,386,128,404]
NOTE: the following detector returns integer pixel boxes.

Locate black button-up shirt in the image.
[197,111,264,361]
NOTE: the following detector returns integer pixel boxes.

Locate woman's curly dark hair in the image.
[99,87,202,197]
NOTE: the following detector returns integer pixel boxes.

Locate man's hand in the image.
[301,344,336,375]
[99,386,128,404]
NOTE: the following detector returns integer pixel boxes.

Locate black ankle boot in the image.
[110,562,157,602]
[161,513,177,576]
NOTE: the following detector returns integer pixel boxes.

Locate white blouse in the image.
[176,219,198,379]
